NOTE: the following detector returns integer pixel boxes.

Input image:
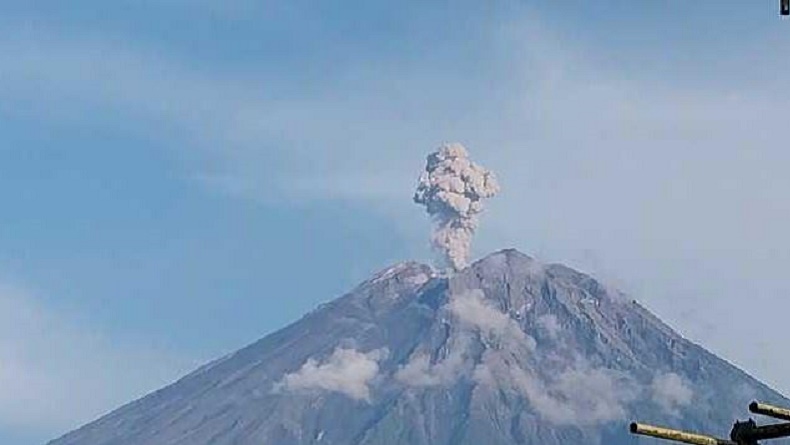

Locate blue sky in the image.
[1,1,789,443]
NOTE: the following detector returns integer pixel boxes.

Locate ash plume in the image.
[414,143,499,271]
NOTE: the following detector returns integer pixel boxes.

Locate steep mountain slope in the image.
[49,249,790,445]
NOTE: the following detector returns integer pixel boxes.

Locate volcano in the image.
[49,249,790,445]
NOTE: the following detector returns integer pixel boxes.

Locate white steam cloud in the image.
[396,290,535,387]
[651,372,693,416]
[276,347,387,402]
[394,334,474,387]
[391,289,691,427]
[536,314,562,339]
[473,353,639,426]
[447,290,535,350]
[414,143,499,271]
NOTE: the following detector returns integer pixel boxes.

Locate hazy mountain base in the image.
[50,249,790,445]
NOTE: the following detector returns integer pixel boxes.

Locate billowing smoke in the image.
[414,143,499,271]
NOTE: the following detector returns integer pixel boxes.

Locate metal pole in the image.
[750,402,790,422]
[630,423,737,445]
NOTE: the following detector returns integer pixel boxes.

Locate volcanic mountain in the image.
[49,249,789,445]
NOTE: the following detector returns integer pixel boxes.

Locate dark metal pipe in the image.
[630,422,736,445]
[749,401,790,422]
[742,421,790,441]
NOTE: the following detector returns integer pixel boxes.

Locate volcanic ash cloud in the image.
[414,143,499,271]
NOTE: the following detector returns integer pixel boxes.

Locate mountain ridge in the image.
[49,249,790,445]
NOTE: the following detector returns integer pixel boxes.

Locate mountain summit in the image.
[50,249,789,445]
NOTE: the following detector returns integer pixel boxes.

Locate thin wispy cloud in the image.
[0,22,503,204]
[3,12,789,206]
[0,31,273,149]
[0,282,196,437]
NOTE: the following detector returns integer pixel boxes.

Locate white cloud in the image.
[0,31,273,151]
[519,363,635,426]
[474,352,638,426]
[651,372,693,416]
[397,290,536,388]
[277,347,387,402]
[0,283,197,438]
[536,314,562,339]
[393,291,685,426]
[395,332,474,388]
[447,290,536,349]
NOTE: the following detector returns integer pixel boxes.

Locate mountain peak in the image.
[479,247,533,261]
[470,247,542,272]
[366,260,433,285]
[49,250,790,445]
